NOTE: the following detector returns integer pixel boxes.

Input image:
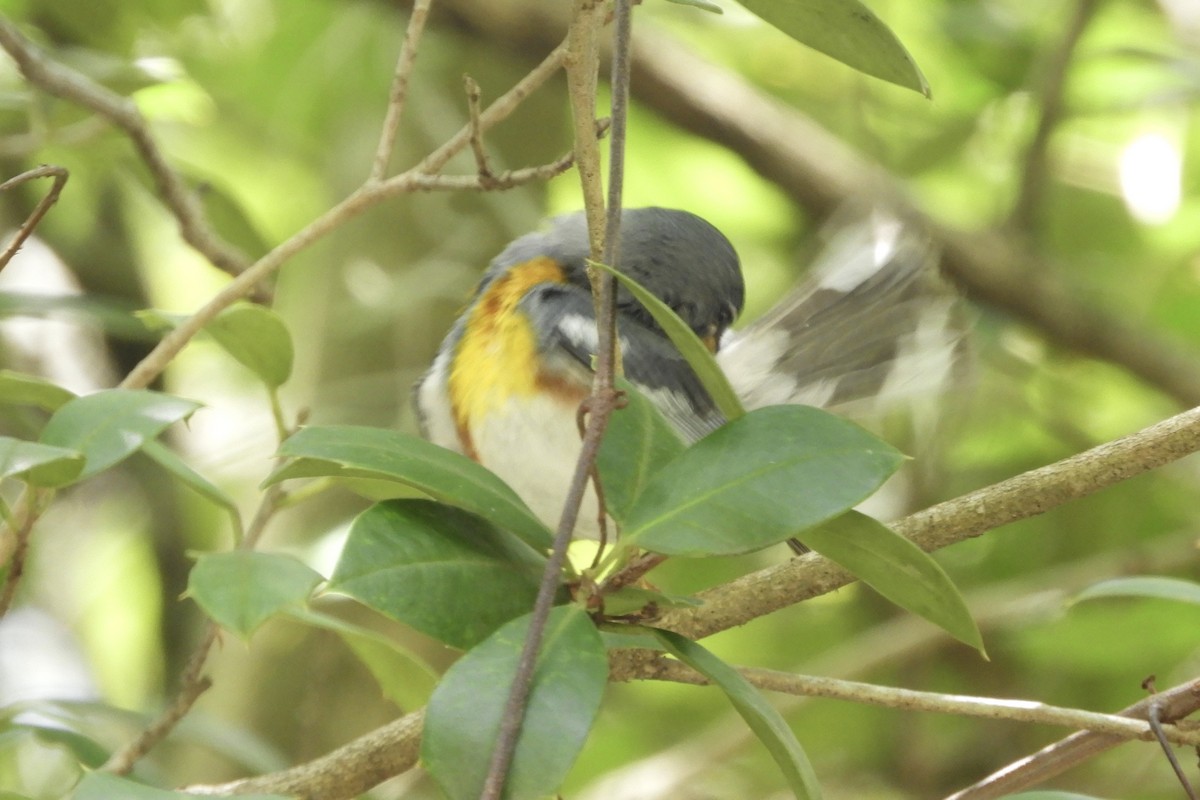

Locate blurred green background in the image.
[0,0,1198,798]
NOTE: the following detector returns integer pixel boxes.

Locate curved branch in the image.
[0,17,252,279]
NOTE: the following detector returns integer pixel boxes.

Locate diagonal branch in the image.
[0,164,68,272]
[944,677,1200,799]
[370,0,432,180]
[0,16,252,279]
[1008,0,1103,232]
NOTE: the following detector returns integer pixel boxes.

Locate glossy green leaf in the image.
[72,772,288,800]
[0,370,75,411]
[0,436,83,486]
[423,606,608,800]
[187,551,323,638]
[735,0,929,96]
[141,439,239,519]
[38,389,201,480]
[204,304,294,388]
[654,629,822,799]
[328,499,544,650]
[597,380,685,521]
[799,511,984,655]
[284,606,438,710]
[621,405,903,555]
[1071,576,1200,608]
[270,425,553,551]
[591,259,745,421]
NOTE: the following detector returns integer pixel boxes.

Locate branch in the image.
[0,164,68,272]
[370,0,432,180]
[117,71,574,392]
[103,625,218,775]
[944,677,1200,799]
[0,17,252,280]
[1009,0,1102,232]
[645,659,1200,747]
[183,709,425,799]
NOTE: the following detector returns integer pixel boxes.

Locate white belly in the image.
[470,393,604,540]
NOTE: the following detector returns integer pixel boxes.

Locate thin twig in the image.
[370,0,432,180]
[463,75,495,184]
[415,41,569,176]
[0,16,251,279]
[0,164,68,272]
[481,2,616,795]
[644,659,1200,747]
[1149,698,1199,800]
[943,677,1200,799]
[102,421,295,773]
[119,143,576,392]
[1008,0,1102,232]
[103,625,219,774]
[0,489,46,619]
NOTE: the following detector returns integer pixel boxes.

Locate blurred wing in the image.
[718,215,968,414]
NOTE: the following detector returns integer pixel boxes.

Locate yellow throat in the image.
[448,257,568,457]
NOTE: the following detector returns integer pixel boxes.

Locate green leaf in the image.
[204,304,294,388]
[328,500,544,650]
[187,551,323,638]
[140,439,239,520]
[72,773,289,800]
[38,389,201,480]
[654,629,822,799]
[270,425,553,551]
[591,259,745,421]
[734,0,929,96]
[283,607,438,710]
[597,380,685,521]
[0,370,75,411]
[621,405,903,556]
[799,511,985,655]
[422,606,608,800]
[664,0,724,12]
[0,436,84,486]
[0,292,152,342]
[1071,576,1200,608]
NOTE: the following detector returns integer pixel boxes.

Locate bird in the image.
[413,207,964,538]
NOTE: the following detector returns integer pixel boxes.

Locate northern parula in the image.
[414,207,960,536]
